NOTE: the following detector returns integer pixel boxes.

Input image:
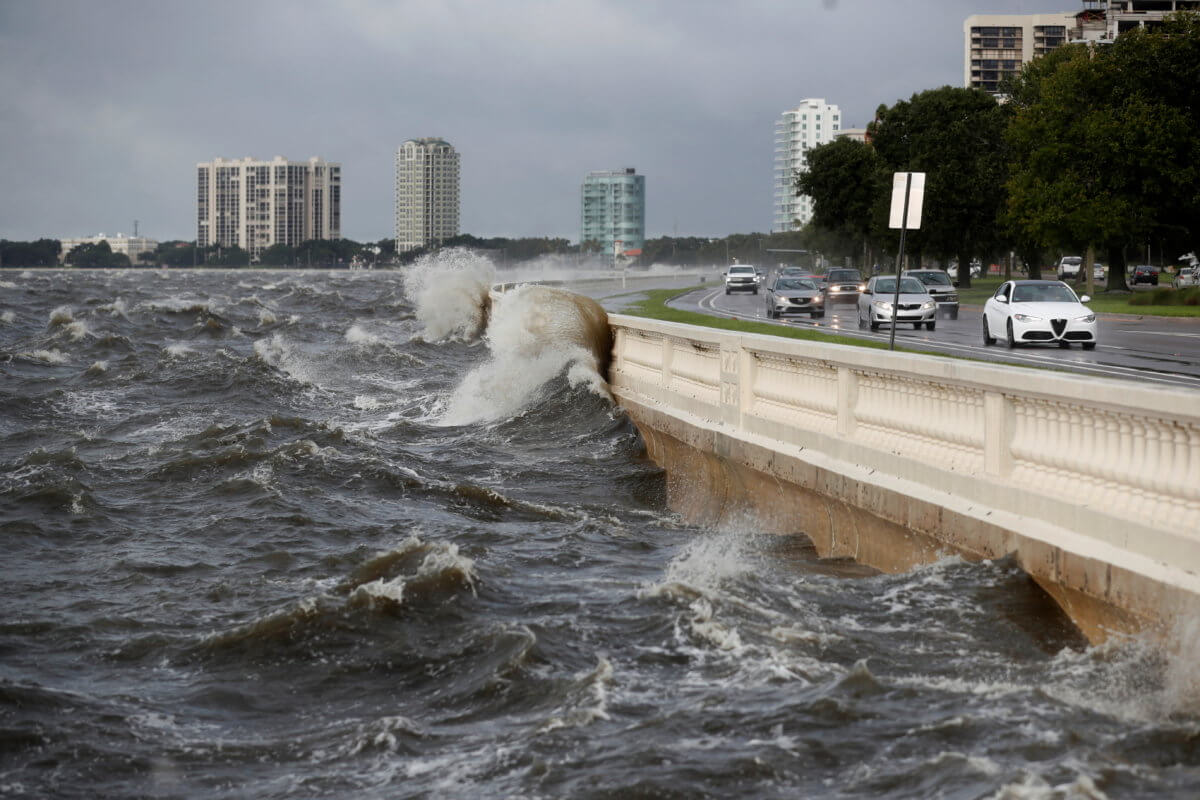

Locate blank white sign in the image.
[889,172,925,230]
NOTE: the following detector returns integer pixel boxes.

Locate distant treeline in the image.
[0,230,839,269]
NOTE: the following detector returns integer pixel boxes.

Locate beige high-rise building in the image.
[394,138,460,252]
[963,13,1074,95]
[196,156,341,259]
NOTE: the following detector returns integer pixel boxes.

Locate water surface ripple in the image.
[1,263,1198,799]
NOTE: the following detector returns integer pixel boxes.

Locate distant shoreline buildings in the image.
[56,233,158,264]
[195,156,341,260]
[773,98,841,233]
[394,138,460,253]
[580,168,645,260]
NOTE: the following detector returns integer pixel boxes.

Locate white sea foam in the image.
[345,324,382,346]
[86,361,108,375]
[64,320,91,341]
[49,305,74,325]
[402,248,495,342]
[253,333,319,385]
[27,348,70,364]
[0,279,16,289]
[258,309,277,326]
[438,283,610,425]
[99,298,128,317]
[164,342,192,357]
[0,310,14,324]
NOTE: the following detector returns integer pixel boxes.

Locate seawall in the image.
[607,314,1200,643]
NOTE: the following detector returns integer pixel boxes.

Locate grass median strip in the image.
[618,286,925,353]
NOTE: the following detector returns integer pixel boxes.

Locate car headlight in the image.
[945,294,958,302]
[874,301,892,311]
[1075,313,1096,322]
[1013,313,1042,322]
[921,301,935,310]
[858,284,867,291]
[814,296,823,304]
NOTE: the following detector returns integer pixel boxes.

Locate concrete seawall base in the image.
[622,397,1161,645]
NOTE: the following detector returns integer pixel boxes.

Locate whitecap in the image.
[48,305,74,325]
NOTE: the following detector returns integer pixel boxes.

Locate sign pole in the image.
[889,172,912,352]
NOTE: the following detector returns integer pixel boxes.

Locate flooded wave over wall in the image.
[1,265,1199,798]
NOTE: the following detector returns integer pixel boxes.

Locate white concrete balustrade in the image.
[608,314,1200,640]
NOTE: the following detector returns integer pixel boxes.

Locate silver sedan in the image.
[765,277,826,319]
[857,275,938,330]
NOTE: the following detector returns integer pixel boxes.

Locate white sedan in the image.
[983,280,1097,350]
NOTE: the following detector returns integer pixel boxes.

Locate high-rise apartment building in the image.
[773,99,841,232]
[963,13,1074,94]
[580,168,645,259]
[196,156,340,259]
[394,138,460,252]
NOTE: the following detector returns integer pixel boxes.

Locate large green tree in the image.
[869,86,1010,288]
[1005,15,1200,291]
[65,240,131,268]
[796,137,885,268]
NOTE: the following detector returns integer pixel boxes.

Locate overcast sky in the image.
[0,0,1059,243]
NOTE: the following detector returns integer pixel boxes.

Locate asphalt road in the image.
[667,284,1200,390]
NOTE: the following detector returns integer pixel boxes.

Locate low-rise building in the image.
[58,233,158,264]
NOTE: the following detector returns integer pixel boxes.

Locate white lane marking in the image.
[1113,330,1200,339]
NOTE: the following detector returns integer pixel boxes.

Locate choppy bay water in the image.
[2,255,1200,799]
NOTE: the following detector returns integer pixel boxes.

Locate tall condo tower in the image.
[196,156,340,259]
[580,168,645,259]
[963,13,1073,95]
[394,138,461,252]
[773,99,840,232]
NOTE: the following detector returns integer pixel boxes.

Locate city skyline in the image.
[1,0,1057,244]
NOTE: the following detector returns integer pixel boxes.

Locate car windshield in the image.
[827,270,860,281]
[775,279,816,291]
[1012,284,1078,303]
[911,271,952,286]
[873,278,925,294]
[780,268,810,276]
[728,266,755,275]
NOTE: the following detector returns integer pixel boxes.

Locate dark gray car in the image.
[903,269,959,319]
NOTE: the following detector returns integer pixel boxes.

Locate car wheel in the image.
[752,289,758,295]
[926,321,936,331]
[1082,342,1096,350]
[1006,319,1017,349]
[812,310,824,319]
[725,288,730,295]
[951,310,958,320]
[857,310,866,329]
[982,316,995,345]
[869,316,879,331]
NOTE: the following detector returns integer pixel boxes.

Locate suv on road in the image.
[902,269,959,319]
[724,264,760,294]
[1057,256,1082,281]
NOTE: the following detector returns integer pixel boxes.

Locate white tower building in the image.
[773,99,841,232]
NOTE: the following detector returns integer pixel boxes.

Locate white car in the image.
[724,264,759,295]
[983,280,1097,350]
[1174,266,1199,289]
[856,275,938,331]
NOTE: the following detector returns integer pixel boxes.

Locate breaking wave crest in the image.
[440,283,612,426]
